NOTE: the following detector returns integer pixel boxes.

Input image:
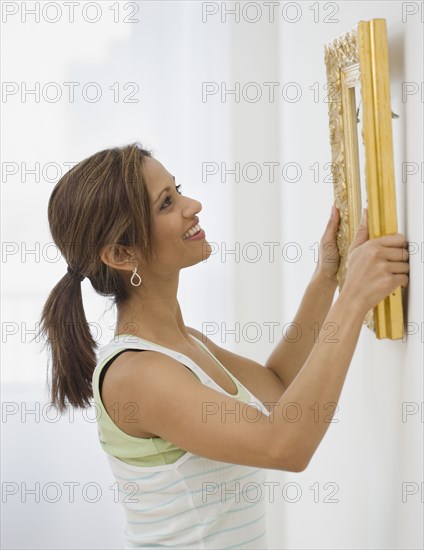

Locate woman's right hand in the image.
[340,208,410,315]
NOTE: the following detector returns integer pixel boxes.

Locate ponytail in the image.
[37,143,152,411]
[39,272,97,411]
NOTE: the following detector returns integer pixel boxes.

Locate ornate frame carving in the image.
[324,19,404,339]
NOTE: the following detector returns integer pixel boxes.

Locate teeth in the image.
[183,223,201,239]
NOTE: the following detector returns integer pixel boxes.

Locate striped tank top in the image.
[92,333,270,549]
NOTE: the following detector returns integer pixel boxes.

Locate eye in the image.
[160,185,183,210]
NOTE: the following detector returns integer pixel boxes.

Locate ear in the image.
[100,243,136,272]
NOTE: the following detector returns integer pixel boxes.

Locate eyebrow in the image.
[154,175,176,205]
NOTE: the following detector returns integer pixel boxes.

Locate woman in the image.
[39,143,409,549]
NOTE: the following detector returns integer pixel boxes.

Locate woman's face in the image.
[142,156,212,274]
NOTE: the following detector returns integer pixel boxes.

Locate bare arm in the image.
[265,273,338,390]
[112,217,409,471]
[266,214,410,468]
[266,290,365,469]
[114,290,364,473]
[112,215,408,472]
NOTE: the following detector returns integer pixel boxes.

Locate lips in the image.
[182,223,202,239]
[182,217,200,239]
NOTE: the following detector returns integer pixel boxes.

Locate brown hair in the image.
[38,142,153,411]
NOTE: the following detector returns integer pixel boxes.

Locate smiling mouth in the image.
[182,223,202,239]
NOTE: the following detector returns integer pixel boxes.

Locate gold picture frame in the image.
[324,18,404,340]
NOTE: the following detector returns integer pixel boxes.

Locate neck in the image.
[114,271,192,345]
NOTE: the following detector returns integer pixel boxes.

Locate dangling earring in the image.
[130,266,142,287]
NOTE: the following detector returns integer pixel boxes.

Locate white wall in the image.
[2,1,422,549]
[265,2,423,549]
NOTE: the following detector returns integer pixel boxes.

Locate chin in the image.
[201,240,213,262]
[180,241,212,269]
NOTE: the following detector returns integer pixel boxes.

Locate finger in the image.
[384,247,410,262]
[349,232,368,252]
[331,205,340,221]
[393,273,409,288]
[377,233,408,248]
[387,261,410,274]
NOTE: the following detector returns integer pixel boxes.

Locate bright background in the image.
[1,1,423,548]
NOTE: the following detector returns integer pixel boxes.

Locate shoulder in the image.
[100,345,203,429]
[105,345,194,386]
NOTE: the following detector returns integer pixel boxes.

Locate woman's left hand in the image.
[313,204,341,285]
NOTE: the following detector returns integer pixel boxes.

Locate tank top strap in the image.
[188,334,270,416]
[98,333,212,387]
[97,333,270,417]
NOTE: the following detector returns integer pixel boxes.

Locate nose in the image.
[182,196,202,217]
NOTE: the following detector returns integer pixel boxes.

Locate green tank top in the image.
[92,334,252,467]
